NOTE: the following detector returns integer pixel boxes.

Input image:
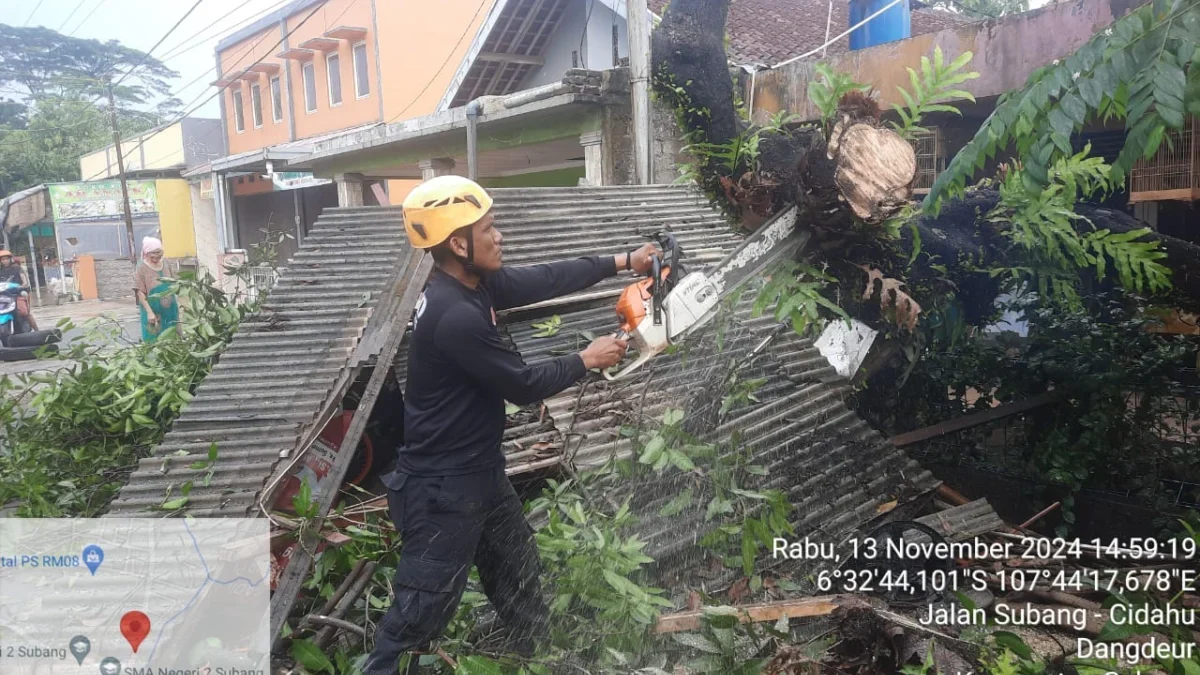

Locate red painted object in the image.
[271,410,375,514]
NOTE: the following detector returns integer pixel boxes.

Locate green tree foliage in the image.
[924,0,1200,211]
[987,146,1172,306]
[923,0,1030,19]
[890,46,980,139]
[0,237,283,517]
[0,97,112,194]
[0,24,181,195]
[0,24,178,104]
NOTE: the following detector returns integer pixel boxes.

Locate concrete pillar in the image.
[580,130,604,186]
[418,158,456,181]
[335,173,365,207]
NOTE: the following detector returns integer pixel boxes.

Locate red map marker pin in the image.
[120,611,151,653]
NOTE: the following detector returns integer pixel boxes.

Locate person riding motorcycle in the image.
[0,250,39,332]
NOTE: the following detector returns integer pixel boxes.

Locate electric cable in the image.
[385,0,489,123]
[57,0,89,32]
[67,0,110,37]
[23,0,46,27]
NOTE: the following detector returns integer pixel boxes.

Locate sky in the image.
[1,0,285,119]
[1,0,1054,123]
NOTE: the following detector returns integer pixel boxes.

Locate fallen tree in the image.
[652,0,1200,338]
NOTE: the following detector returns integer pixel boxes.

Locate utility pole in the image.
[107,82,137,264]
[626,0,652,185]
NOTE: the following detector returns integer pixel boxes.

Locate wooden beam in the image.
[652,595,871,634]
[269,248,433,649]
[1128,188,1200,204]
[889,391,1062,448]
[478,51,546,66]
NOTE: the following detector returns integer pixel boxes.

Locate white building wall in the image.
[188,179,235,294]
[520,1,628,89]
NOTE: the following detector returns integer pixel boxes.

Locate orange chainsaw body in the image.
[615,277,655,335]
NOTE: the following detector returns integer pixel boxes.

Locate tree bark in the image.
[650,0,739,148]
[650,4,1200,320]
[653,4,916,228]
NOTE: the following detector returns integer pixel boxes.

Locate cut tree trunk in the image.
[651,4,1200,319]
[653,3,917,228]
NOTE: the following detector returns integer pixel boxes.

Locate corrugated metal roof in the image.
[391,185,938,587]
[106,184,937,555]
[106,207,410,517]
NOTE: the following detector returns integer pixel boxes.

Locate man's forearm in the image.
[487,256,618,310]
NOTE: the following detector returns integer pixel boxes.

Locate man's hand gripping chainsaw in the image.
[602,206,809,381]
[604,231,720,380]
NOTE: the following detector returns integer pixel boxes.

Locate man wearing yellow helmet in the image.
[364,176,658,673]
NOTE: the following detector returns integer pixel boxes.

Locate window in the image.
[250,83,263,128]
[353,42,370,98]
[232,90,245,132]
[302,62,317,113]
[270,76,283,122]
[327,53,342,106]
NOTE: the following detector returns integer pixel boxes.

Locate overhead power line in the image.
[23,0,46,26]
[112,0,209,88]
[386,0,489,123]
[80,0,335,181]
[159,0,293,63]
[68,0,111,37]
[57,0,89,32]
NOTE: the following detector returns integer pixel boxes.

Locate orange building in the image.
[196,0,671,270]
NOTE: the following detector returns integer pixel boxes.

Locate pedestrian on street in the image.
[0,249,40,331]
[363,176,659,675]
[133,237,179,343]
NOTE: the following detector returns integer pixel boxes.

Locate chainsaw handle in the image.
[650,255,663,325]
[602,349,657,381]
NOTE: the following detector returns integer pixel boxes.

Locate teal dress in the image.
[137,264,179,343]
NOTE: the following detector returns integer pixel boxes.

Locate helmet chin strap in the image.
[453,232,478,274]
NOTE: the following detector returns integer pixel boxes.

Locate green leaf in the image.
[640,436,666,464]
[603,568,631,595]
[1048,107,1074,139]
[671,450,696,472]
[505,401,520,415]
[742,533,757,575]
[991,631,1034,660]
[161,497,189,510]
[1143,124,1166,159]
[456,655,505,675]
[673,632,723,654]
[1097,618,1145,641]
[1060,92,1087,125]
[663,408,685,426]
[659,488,694,517]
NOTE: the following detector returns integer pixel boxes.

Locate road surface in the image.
[0,298,140,380]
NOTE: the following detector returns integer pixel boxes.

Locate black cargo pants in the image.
[363,465,548,675]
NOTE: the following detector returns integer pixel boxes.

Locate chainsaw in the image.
[605,206,812,381]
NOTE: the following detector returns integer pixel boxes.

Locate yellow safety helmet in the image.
[402,175,494,249]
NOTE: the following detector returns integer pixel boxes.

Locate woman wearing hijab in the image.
[133,237,179,342]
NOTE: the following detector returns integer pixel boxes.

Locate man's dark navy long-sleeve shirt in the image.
[390,256,617,477]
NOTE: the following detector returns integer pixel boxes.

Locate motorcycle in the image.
[0,281,61,359]
[0,281,30,343]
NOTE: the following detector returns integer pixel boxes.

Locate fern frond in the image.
[924,0,1200,214]
[890,46,980,139]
